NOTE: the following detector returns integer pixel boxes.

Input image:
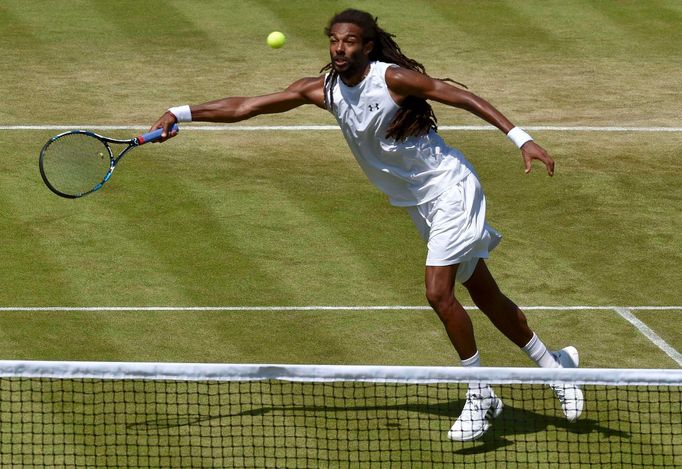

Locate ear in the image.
[363,40,374,57]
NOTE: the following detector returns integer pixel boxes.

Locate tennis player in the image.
[151,9,583,441]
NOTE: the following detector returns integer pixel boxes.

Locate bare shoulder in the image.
[385,66,431,86]
[286,75,326,108]
[386,66,467,104]
[385,66,437,100]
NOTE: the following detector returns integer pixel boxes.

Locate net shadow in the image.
[128,398,628,446]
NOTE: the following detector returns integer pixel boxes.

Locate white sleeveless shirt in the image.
[327,61,473,206]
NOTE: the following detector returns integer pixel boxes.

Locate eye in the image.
[345,36,358,44]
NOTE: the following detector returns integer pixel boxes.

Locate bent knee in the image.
[425,285,455,310]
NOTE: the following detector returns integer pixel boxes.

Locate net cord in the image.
[0,360,679,386]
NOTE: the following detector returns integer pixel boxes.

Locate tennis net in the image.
[0,360,679,468]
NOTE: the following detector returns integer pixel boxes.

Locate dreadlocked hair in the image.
[321,9,466,141]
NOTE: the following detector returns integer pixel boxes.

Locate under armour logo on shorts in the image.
[368,103,380,112]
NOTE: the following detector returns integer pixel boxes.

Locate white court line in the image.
[2,124,682,132]
[615,308,682,367]
[0,305,680,312]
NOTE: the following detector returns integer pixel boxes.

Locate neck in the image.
[340,63,371,87]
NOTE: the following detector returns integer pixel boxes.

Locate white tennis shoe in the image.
[448,387,503,441]
[550,346,584,422]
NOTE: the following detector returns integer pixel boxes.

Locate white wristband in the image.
[507,127,533,149]
[168,105,192,123]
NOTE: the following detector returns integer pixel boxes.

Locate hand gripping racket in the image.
[38,124,179,198]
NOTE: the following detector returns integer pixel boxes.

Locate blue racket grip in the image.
[138,124,179,144]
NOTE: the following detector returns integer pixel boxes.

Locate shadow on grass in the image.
[128,398,629,454]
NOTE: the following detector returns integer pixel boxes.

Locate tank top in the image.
[327,61,473,206]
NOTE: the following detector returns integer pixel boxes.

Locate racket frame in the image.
[39,126,176,199]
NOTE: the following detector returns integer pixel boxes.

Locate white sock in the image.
[461,351,491,396]
[461,351,481,368]
[522,333,560,368]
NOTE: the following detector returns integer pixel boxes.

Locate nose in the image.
[334,42,345,55]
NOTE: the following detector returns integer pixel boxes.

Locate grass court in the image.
[0,1,680,466]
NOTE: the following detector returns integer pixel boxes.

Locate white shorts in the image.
[406,172,502,283]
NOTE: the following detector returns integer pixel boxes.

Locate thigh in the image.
[462,259,502,298]
[425,264,458,293]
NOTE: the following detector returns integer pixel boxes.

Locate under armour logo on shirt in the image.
[368,103,380,112]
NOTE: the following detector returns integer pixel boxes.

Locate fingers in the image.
[538,148,555,177]
[546,158,555,177]
[148,120,164,133]
[525,157,555,176]
[160,113,175,139]
[149,112,178,141]
[522,143,555,177]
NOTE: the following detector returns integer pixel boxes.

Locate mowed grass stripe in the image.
[512,0,682,59]
[90,1,216,50]
[428,1,566,57]
[165,134,425,305]
[465,131,682,307]
[0,131,278,307]
[1,305,678,368]
[91,146,298,307]
[1,133,342,362]
[589,0,682,57]
[159,0,332,100]
[255,135,427,302]
[0,143,93,306]
[0,3,680,370]
[0,3,43,48]
[2,1,680,127]
[0,179,159,357]
[62,132,421,305]
[0,307,672,367]
[4,131,681,307]
[14,160,191,307]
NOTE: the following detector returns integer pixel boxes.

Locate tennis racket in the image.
[38,124,179,198]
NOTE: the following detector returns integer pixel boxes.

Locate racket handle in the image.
[138,124,179,144]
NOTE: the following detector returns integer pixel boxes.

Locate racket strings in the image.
[41,133,112,197]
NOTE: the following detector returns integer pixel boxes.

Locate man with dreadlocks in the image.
[151,9,583,441]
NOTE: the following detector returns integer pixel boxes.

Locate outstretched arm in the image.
[386,67,554,176]
[150,76,326,138]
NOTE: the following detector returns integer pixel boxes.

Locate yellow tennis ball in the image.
[267,31,286,49]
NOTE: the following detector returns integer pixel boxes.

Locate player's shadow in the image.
[129,398,627,455]
[426,400,629,455]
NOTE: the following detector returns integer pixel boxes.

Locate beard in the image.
[330,50,366,78]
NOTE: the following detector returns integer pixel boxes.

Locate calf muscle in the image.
[464,260,533,347]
